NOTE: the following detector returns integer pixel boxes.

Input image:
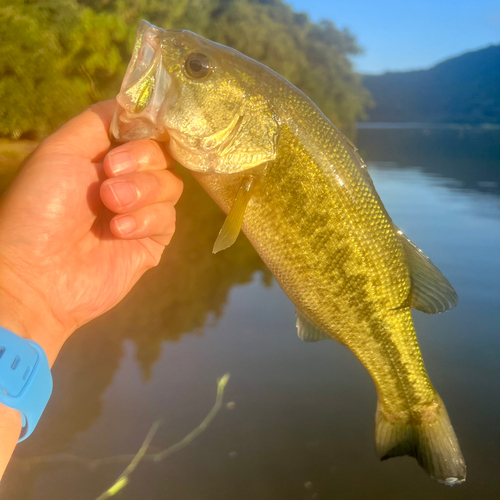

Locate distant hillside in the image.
[363,45,500,123]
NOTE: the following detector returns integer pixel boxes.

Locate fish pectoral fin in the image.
[396,228,458,314]
[296,309,337,343]
[213,176,255,254]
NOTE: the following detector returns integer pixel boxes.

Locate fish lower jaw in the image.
[110,106,168,143]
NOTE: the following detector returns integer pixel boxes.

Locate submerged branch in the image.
[15,374,231,499]
[94,421,161,500]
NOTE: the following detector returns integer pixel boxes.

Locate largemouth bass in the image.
[111,21,466,484]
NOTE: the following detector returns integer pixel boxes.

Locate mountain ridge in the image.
[362,44,500,123]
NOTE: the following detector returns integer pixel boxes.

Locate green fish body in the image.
[112,21,465,484]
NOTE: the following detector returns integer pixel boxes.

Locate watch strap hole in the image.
[11,356,20,370]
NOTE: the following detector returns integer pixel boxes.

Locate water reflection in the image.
[4,170,270,498]
[105,170,271,375]
[357,126,500,196]
[3,128,500,499]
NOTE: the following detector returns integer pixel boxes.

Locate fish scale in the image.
[113,21,466,484]
[193,120,432,414]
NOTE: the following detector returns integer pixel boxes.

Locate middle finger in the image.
[100,170,183,214]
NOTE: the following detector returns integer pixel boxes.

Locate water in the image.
[3,127,500,499]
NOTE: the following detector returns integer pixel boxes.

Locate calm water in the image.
[3,128,500,499]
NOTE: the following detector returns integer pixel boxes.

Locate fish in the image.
[111,20,466,484]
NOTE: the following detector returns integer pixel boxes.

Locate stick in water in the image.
[95,373,230,499]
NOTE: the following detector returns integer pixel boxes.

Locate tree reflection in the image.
[99,169,271,376]
[358,128,500,197]
[6,167,270,485]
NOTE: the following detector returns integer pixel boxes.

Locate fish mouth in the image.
[111,20,171,143]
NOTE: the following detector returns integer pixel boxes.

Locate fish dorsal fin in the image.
[213,176,254,254]
[396,229,458,314]
[296,309,332,342]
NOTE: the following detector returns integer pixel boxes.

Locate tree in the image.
[0,0,370,138]
[0,2,79,137]
[207,0,370,135]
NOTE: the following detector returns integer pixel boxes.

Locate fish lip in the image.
[110,103,170,143]
[111,21,172,143]
[121,38,156,91]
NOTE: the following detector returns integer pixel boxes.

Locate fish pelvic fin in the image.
[375,397,466,485]
[213,176,254,254]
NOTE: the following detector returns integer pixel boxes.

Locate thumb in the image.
[41,100,117,161]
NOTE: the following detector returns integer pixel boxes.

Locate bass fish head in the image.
[112,21,279,174]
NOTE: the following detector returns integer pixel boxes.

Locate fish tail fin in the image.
[375,397,466,485]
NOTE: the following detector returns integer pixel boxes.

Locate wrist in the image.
[0,263,73,366]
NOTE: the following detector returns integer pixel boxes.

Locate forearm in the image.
[0,103,181,481]
[0,270,70,480]
[0,403,21,480]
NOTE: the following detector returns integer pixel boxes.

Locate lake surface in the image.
[3,127,500,499]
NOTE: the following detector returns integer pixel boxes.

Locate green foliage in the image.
[1,0,370,138]
[207,0,369,134]
[63,8,129,100]
[0,2,76,137]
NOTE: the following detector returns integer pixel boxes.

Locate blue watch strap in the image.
[0,326,52,442]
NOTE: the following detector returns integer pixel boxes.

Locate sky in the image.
[286,0,500,74]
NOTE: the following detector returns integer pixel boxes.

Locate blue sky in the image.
[286,0,500,74]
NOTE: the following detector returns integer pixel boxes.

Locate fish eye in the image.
[185,53,211,79]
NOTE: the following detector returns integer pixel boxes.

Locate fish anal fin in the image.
[296,309,342,343]
[396,229,458,314]
[213,176,254,254]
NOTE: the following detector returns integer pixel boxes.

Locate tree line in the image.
[0,0,371,139]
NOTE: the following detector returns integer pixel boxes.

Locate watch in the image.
[0,326,53,442]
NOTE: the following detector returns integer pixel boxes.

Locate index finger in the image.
[103,140,176,178]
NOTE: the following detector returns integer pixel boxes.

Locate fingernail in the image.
[114,215,136,235]
[107,151,136,175]
[108,181,137,207]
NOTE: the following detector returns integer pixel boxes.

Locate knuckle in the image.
[135,171,161,199]
[88,102,102,114]
[149,141,167,165]
[156,171,182,201]
[135,139,166,169]
[161,203,176,226]
[167,172,184,202]
[152,171,167,198]
[88,100,112,116]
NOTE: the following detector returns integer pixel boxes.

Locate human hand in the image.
[0,100,182,365]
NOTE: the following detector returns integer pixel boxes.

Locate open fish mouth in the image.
[111,20,171,143]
